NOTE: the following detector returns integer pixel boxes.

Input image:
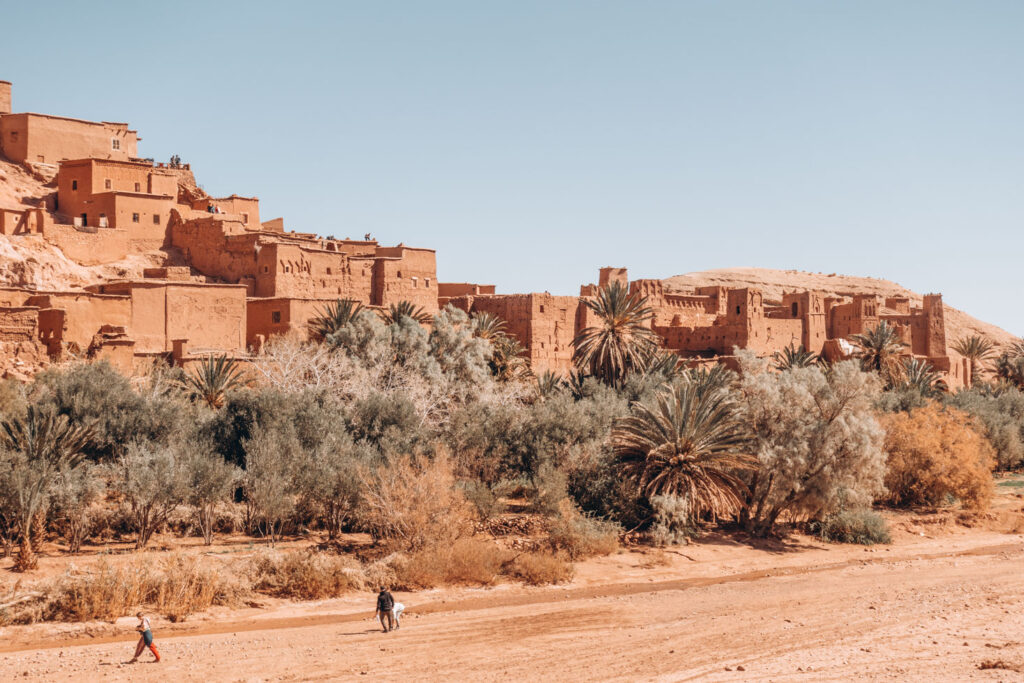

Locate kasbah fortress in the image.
[0,79,990,389]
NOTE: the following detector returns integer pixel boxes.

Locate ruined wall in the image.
[0,81,10,115]
[0,114,137,164]
[171,215,260,288]
[255,242,360,300]
[26,291,131,352]
[0,307,39,342]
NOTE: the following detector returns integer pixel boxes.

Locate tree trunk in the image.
[15,534,36,572]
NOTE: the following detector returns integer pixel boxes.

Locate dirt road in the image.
[1,530,1022,681]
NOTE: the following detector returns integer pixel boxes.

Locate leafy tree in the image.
[0,404,92,570]
[308,299,365,342]
[295,432,373,540]
[382,300,432,325]
[179,354,246,409]
[50,462,105,554]
[737,354,886,536]
[112,440,190,549]
[243,425,300,544]
[952,335,996,384]
[946,386,1024,470]
[771,343,820,371]
[612,383,755,520]
[573,281,659,386]
[35,361,182,461]
[183,446,242,545]
[881,404,995,509]
[850,321,907,387]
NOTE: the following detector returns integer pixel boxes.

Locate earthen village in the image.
[0,79,972,388]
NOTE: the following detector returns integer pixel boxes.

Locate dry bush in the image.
[504,551,575,585]
[357,452,477,552]
[248,550,365,599]
[881,404,996,510]
[810,508,892,545]
[394,538,511,589]
[27,554,244,624]
[545,500,621,560]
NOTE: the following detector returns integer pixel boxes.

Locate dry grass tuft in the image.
[248,549,365,599]
[545,500,621,560]
[504,551,575,585]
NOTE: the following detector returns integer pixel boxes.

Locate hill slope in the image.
[665,267,1018,348]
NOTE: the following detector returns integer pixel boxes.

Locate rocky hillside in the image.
[665,268,1018,348]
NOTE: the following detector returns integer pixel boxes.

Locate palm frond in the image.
[178,354,246,409]
[573,281,659,386]
[382,301,433,325]
[308,299,365,342]
[771,343,820,371]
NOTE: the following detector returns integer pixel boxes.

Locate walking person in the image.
[128,611,161,663]
[375,587,395,633]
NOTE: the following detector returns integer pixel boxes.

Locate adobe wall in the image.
[255,242,361,300]
[171,215,260,288]
[89,282,246,354]
[26,291,131,353]
[246,297,335,349]
[42,223,128,264]
[0,307,39,342]
[0,81,10,115]
[58,159,176,199]
[372,247,438,311]
[0,114,137,164]
[438,283,496,298]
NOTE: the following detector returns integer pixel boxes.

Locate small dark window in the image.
[104,179,111,189]
[263,266,269,274]
[539,305,545,313]
[72,180,78,190]
[326,268,332,275]
[271,311,282,324]
[242,213,249,223]
[111,138,120,150]
[791,302,799,316]
[134,182,141,192]
[153,214,160,224]
[736,306,741,315]
[9,131,17,141]
[132,213,140,223]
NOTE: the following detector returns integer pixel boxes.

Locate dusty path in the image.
[2,534,1022,681]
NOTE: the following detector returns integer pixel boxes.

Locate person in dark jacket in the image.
[375,587,395,632]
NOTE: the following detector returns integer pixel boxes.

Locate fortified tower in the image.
[0,81,11,115]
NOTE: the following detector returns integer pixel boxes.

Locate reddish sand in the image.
[1,499,1023,682]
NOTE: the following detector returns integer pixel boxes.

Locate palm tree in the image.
[644,350,684,380]
[489,334,531,382]
[471,312,508,341]
[995,346,1024,390]
[179,354,246,409]
[382,301,432,325]
[535,370,564,400]
[897,358,946,398]
[771,343,820,371]
[307,299,365,342]
[952,335,996,385]
[850,321,907,386]
[681,364,736,398]
[0,405,92,571]
[573,281,659,386]
[612,383,756,519]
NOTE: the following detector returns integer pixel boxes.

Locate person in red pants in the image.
[129,611,161,663]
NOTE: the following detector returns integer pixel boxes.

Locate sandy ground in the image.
[1,515,1023,682]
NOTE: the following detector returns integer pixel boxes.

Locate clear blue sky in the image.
[3,1,1022,335]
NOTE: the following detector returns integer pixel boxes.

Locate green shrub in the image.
[811,509,892,545]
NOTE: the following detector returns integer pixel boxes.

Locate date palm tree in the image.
[382,301,433,325]
[897,358,946,398]
[179,354,246,409]
[0,405,92,571]
[612,383,755,519]
[471,312,508,342]
[535,370,565,400]
[308,299,365,342]
[771,343,820,371]
[850,321,907,387]
[995,342,1024,390]
[573,281,659,386]
[951,335,996,385]
[489,334,531,382]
